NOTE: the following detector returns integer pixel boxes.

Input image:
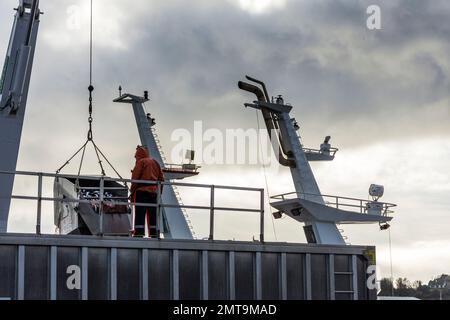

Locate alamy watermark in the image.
[66,265,81,290]
[66,5,82,30]
[170,121,286,173]
[366,5,382,30]
[65,3,382,31]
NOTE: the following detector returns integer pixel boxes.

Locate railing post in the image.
[36,173,43,235]
[260,189,264,243]
[209,185,215,240]
[99,177,104,236]
[157,181,161,239]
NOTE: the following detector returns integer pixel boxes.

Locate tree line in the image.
[379,274,450,300]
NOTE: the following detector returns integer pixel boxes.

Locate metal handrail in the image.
[302,147,339,156]
[270,191,396,215]
[163,163,200,172]
[0,171,265,241]
[0,170,263,192]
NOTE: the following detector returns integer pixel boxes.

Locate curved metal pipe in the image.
[238,81,266,102]
[245,75,270,103]
[238,81,295,168]
[240,77,294,158]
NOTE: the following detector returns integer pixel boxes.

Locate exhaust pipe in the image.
[244,76,294,158]
[238,81,266,102]
[245,75,270,102]
[238,81,295,168]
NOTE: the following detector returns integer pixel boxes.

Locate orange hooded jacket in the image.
[130,146,164,195]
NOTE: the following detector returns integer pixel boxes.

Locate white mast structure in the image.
[114,93,197,239]
[239,76,395,245]
[0,0,40,233]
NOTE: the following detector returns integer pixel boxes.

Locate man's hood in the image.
[135,146,149,161]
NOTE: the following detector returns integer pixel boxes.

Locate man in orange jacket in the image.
[130,146,164,238]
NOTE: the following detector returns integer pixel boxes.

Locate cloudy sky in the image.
[1,0,450,283]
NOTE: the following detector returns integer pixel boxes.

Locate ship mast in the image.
[239,76,395,245]
[114,93,197,239]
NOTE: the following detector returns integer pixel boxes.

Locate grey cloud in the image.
[1,0,449,165]
[115,0,450,145]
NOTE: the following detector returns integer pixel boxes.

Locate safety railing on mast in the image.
[271,191,396,216]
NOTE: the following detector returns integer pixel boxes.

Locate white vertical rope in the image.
[388,228,394,296]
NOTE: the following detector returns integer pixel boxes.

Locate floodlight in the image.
[369,184,384,200]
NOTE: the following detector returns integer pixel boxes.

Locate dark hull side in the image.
[0,234,377,300]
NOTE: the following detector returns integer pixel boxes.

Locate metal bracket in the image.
[244,101,293,114]
[113,93,149,104]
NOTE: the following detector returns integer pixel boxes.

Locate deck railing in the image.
[0,171,265,241]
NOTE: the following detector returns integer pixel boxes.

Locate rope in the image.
[55,0,123,182]
[87,0,94,142]
[388,227,394,296]
[256,110,278,240]
[92,140,124,180]
[92,140,105,176]
[56,140,88,174]
[77,143,88,176]
[89,0,93,86]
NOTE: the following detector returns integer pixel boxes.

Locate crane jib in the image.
[0,0,41,232]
